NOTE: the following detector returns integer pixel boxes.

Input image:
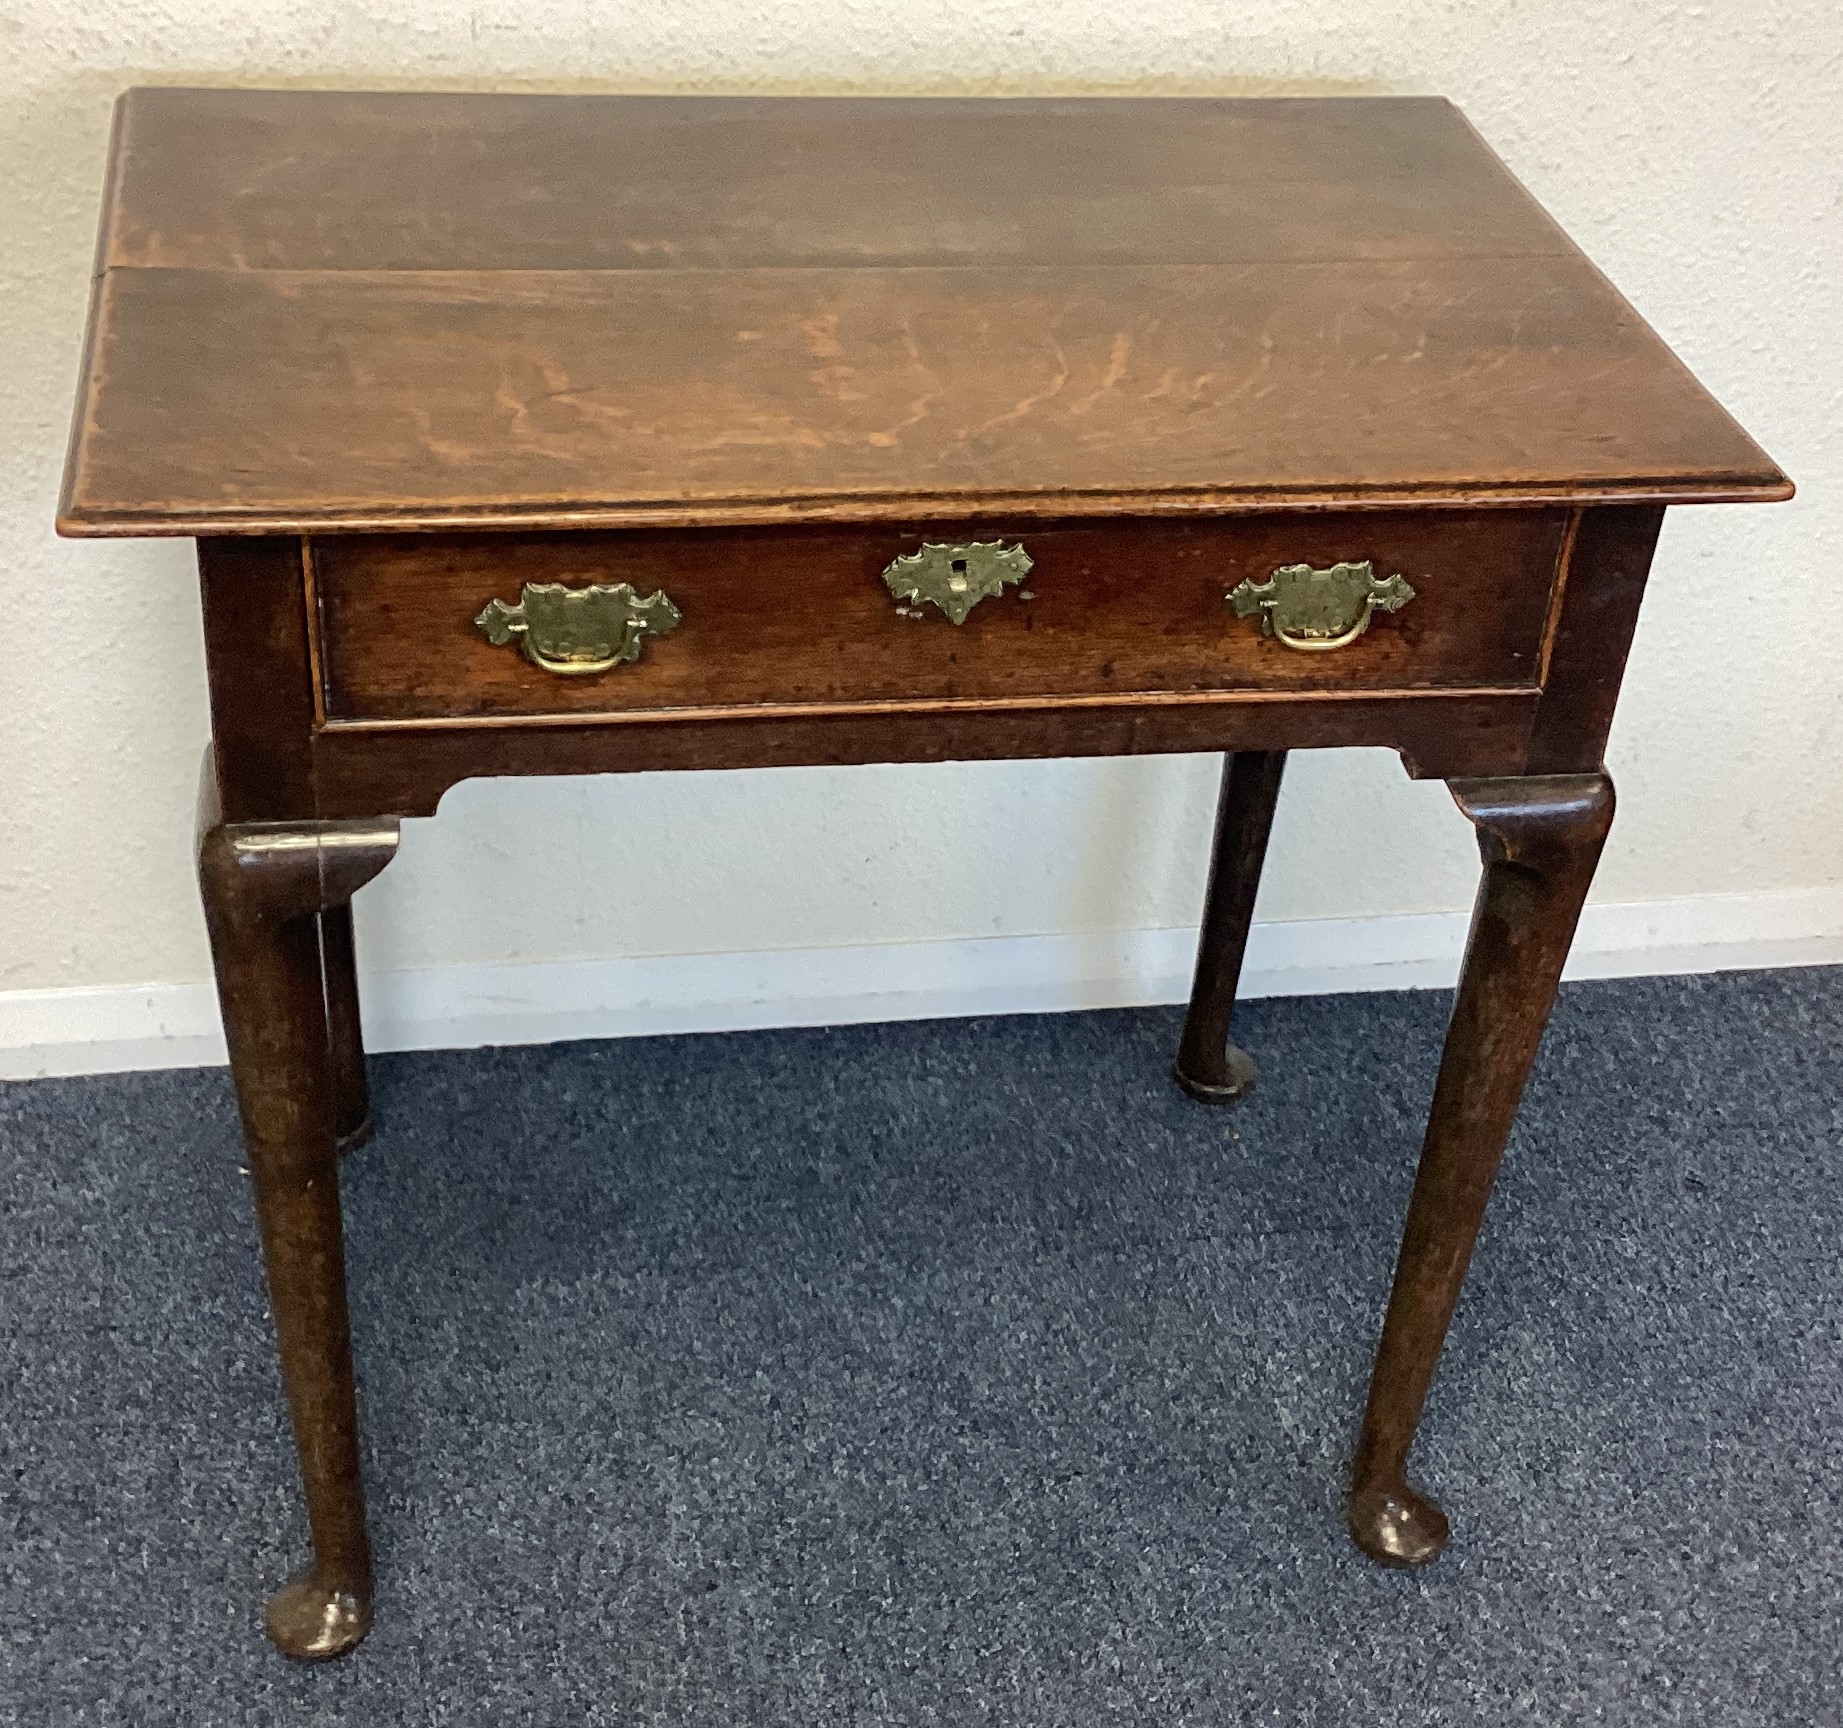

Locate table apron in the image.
[304,687,1540,818]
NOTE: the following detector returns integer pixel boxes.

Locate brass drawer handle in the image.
[882,540,1032,625]
[475,580,681,674]
[1228,560,1416,651]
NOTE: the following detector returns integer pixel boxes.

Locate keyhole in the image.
[948,556,969,593]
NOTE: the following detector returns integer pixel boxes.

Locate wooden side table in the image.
[59,88,1789,1659]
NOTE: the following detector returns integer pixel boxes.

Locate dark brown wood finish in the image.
[1348,773,1614,1565]
[58,90,1790,1659]
[195,763,401,1659]
[1174,751,1289,1101]
[197,536,318,823]
[1525,504,1666,774]
[320,904,370,1153]
[62,91,1785,540]
[307,690,1539,819]
[313,511,1564,722]
[92,90,1577,273]
[65,259,1787,538]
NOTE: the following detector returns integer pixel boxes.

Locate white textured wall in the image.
[1,3,1837,1004]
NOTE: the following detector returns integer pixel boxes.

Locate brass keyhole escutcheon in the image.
[1227,560,1417,651]
[882,540,1033,625]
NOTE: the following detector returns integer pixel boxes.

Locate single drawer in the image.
[311,509,1569,724]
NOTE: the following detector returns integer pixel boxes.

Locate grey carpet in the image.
[3,969,1841,1725]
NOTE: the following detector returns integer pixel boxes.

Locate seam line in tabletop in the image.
[95,251,1590,276]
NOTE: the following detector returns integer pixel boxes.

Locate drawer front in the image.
[312,509,1568,724]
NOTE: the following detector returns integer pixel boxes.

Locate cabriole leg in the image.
[196,769,400,1658]
[1348,772,1613,1565]
[1174,750,1288,1102]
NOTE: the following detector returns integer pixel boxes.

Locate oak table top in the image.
[61,88,1786,539]
[57,88,1788,1664]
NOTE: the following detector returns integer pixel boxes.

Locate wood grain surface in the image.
[313,510,1567,722]
[306,690,1542,820]
[59,90,1789,537]
[96,90,1574,273]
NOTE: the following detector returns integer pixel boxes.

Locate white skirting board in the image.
[4,885,1842,1081]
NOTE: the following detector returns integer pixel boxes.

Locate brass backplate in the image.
[882,540,1033,625]
[476,581,681,674]
[1227,560,1416,651]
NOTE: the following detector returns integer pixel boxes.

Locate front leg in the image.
[196,768,400,1658]
[1348,773,1613,1566]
